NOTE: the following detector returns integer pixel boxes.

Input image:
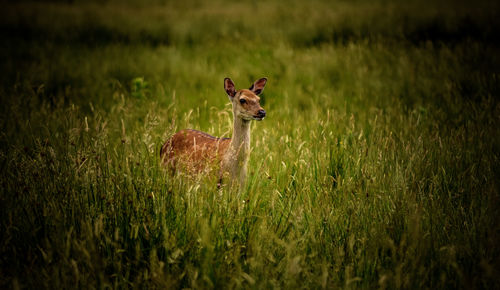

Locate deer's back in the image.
[161,129,231,172]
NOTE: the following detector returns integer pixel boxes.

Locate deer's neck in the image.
[230,115,251,160]
[226,113,251,184]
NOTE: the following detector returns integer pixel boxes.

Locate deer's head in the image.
[224,77,267,121]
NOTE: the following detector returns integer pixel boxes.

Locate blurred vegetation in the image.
[1,0,499,288]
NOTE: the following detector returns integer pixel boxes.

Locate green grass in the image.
[1,0,499,288]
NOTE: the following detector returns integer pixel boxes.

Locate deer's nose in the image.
[257,109,266,117]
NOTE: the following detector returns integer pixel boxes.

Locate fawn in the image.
[160,77,267,187]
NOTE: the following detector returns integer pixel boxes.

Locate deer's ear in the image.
[249,77,267,95]
[224,78,236,99]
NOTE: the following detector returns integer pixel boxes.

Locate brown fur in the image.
[160,129,231,173]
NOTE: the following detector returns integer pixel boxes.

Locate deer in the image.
[160,77,267,188]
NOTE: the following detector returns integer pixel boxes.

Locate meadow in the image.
[1,0,499,288]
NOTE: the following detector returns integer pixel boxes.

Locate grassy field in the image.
[1,0,499,288]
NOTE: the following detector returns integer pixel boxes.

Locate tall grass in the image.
[1,0,499,288]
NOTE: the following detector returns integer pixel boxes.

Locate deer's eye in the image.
[239,98,247,104]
